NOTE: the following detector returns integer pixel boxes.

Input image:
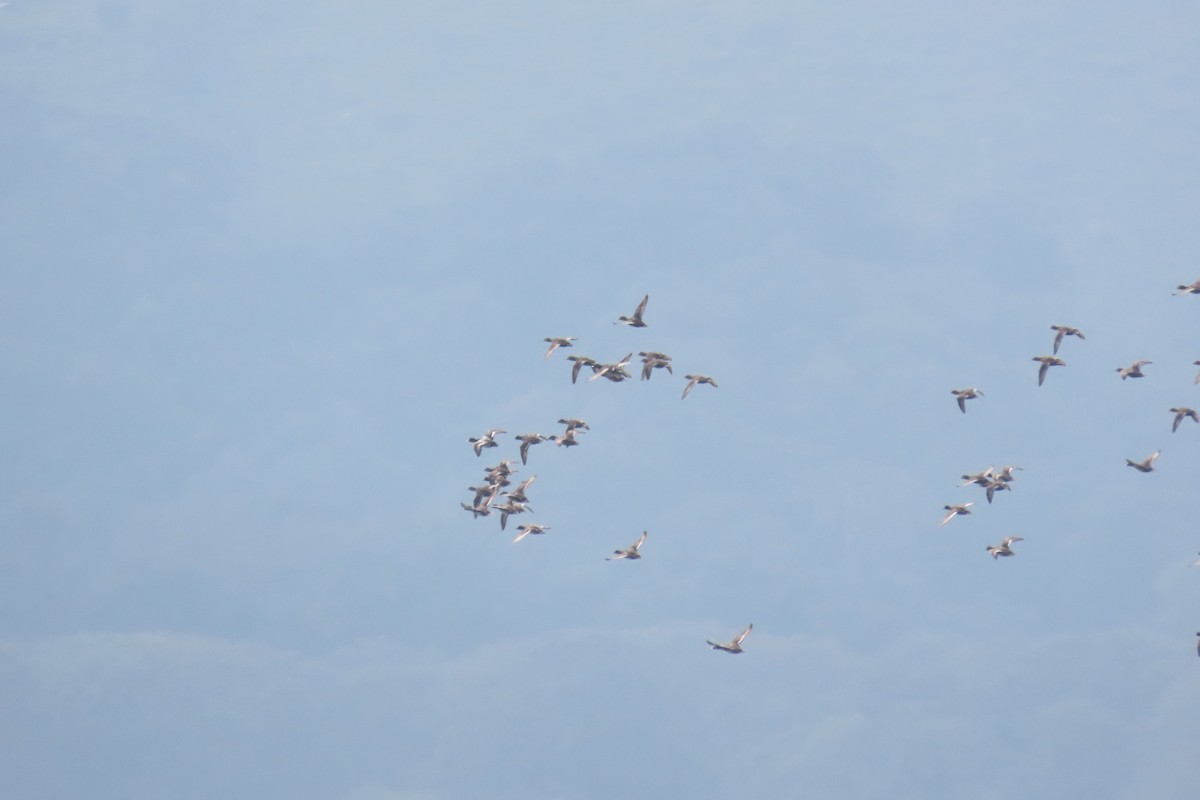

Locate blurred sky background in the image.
[2,2,1199,798]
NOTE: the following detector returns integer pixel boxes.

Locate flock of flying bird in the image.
[461,282,1200,657]
[946,279,1200,656]
[460,296,750,653]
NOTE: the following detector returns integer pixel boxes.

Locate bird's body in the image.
[607,530,648,560]
[1032,356,1065,386]
[682,374,718,399]
[615,294,649,327]
[707,624,753,654]
[987,536,1024,559]
[1126,450,1161,472]
[1049,325,1085,354]
[1117,360,1152,380]
[951,388,983,413]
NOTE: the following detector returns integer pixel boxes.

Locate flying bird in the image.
[959,467,996,488]
[951,388,984,413]
[939,503,974,527]
[514,433,548,465]
[1032,356,1065,386]
[995,465,1023,482]
[566,355,599,384]
[615,294,649,327]
[1170,407,1199,432]
[607,530,648,560]
[460,502,492,518]
[1049,325,1085,354]
[543,337,577,359]
[682,374,718,399]
[1172,279,1200,295]
[1194,360,1200,384]
[983,478,1011,504]
[466,482,501,509]
[987,536,1024,559]
[706,623,753,654]
[549,429,581,448]
[512,523,551,544]
[503,474,537,505]
[588,353,633,383]
[468,429,506,457]
[557,418,589,432]
[1125,450,1161,472]
[493,500,531,531]
[641,355,673,381]
[1116,360,1152,380]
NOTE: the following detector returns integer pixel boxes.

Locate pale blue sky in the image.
[2,2,1199,798]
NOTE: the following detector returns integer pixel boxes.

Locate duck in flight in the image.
[1032,356,1065,386]
[940,503,974,527]
[707,623,753,654]
[607,530,648,560]
[987,536,1024,559]
[1125,450,1161,473]
[1049,325,1085,354]
[682,374,718,399]
[1170,407,1199,432]
[1117,360,1152,380]
[543,336,577,359]
[615,294,649,327]
[950,388,983,413]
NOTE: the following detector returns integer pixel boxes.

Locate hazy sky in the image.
[2,2,1199,798]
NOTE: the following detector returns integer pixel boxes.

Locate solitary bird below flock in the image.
[707,624,753,654]
[607,530,648,560]
[1126,450,1161,473]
